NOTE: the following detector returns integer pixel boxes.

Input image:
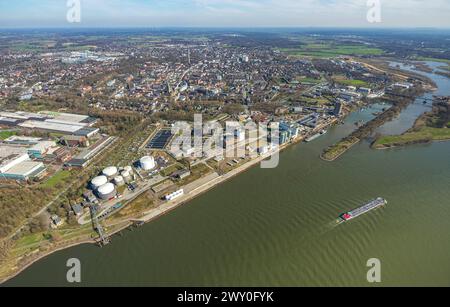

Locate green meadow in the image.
[280,42,384,58]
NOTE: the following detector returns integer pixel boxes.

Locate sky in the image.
[0,0,450,28]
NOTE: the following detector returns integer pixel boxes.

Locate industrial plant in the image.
[0,111,115,182]
[88,165,137,201]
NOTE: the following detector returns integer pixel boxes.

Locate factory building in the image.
[3,136,42,146]
[0,111,99,138]
[65,135,115,169]
[27,141,57,159]
[3,136,58,159]
[0,145,30,174]
[1,161,46,180]
[18,120,99,138]
[48,147,72,163]
[61,135,89,147]
[0,145,46,180]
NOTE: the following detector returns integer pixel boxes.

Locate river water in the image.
[5,62,450,286]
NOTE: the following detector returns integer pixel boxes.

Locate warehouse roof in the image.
[4,161,44,177]
[19,120,83,134]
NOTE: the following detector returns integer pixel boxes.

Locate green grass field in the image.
[332,76,369,87]
[41,170,72,188]
[0,131,16,140]
[281,43,384,59]
[374,127,450,148]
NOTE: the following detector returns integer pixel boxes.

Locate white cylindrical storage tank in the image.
[121,170,132,182]
[91,176,108,190]
[114,176,125,186]
[97,183,116,200]
[140,156,156,171]
[102,166,118,178]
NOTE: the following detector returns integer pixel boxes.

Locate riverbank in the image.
[0,236,94,285]
[373,100,450,149]
[2,58,438,285]
[321,84,429,161]
[320,136,360,162]
[0,127,312,284]
[8,98,450,286]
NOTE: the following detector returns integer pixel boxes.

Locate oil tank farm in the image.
[102,166,118,178]
[97,182,117,200]
[140,156,156,171]
[91,175,108,190]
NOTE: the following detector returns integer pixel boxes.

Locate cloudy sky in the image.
[0,0,449,28]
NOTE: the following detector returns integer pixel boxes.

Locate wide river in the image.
[5,62,450,286]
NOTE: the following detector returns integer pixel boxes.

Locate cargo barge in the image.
[340,198,387,222]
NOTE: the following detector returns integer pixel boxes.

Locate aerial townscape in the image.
[1,1,450,288]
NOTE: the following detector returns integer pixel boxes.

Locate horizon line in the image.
[1,25,450,31]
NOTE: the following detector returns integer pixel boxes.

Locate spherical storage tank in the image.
[91,176,108,190]
[140,156,156,171]
[97,183,116,200]
[102,166,118,178]
[114,176,125,186]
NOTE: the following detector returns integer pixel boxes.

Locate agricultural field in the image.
[280,41,384,58]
